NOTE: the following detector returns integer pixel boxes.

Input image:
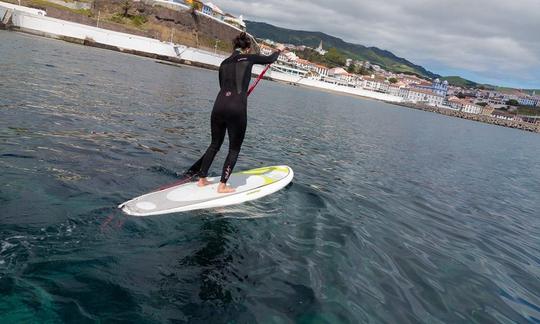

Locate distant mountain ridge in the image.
[246,21,439,79]
[441,77,540,93]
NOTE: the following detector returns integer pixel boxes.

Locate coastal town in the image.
[161,0,540,126]
[1,0,540,131]
[257,40,540,125]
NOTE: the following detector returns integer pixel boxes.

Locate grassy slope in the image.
[440,76,479,88]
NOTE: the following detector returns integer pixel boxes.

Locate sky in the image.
[218,0,540,89]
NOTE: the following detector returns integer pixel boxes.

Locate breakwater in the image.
[395,102,540,133]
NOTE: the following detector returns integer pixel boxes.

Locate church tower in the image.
[315,40,327,55]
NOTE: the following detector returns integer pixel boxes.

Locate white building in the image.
[518,96,540,106]
[328,67,356,84]
[362,76,388,92]
[397,74,426,86]
[313,64,329,77]
[282,51,298,62]
[398,87,410,99]
[406,89,444,106]
[387,85,402,97]
[294,59,314,71]
[223,14,246,31]
[259,44,274,56]
[202,2,224,18]
[461,102,483,114]
[448,97,482,114]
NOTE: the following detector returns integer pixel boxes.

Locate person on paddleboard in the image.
[184,32,281,193]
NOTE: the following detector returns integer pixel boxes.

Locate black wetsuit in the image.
[186,50,280,183]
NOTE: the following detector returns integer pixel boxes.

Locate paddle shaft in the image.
[248,64,272,96]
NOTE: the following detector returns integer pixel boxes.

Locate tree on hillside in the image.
[121,0,131,17]
[189,1,202,15]
[184,1,201,46]
[358,66,371,76]
[389,77,398,84]
[325,48,346,67]
[296,48,325,66]
[506,99,519,106]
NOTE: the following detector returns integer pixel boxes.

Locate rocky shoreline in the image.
[391,102,540,134]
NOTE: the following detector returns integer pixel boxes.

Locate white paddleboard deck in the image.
[119,165,294,216]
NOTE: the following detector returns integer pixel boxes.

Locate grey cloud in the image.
[218,0,540,87]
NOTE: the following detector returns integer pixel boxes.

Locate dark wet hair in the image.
[233,32,252,50]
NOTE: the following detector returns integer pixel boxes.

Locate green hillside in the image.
[496,87,540,95]
[441,78,540,93]
[440,76,479,88]
[246,21,439,79]
[525,89,540,95]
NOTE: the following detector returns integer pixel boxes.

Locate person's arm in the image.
[248,50,281,65]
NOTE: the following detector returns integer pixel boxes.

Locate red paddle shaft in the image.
[248,64,272,96]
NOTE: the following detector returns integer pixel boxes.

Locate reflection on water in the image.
[1,31,540,323]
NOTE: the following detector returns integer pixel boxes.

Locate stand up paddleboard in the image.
[119,166,294,216]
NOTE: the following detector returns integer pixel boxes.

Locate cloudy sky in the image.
[218,0,540,89]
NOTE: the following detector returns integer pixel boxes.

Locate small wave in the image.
[1,153,35,159]
[49,167,88,182]
[148,165,181,178]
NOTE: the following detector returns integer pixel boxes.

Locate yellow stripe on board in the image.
[239,166,289,176]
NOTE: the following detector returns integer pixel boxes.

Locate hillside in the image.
[246,21,439,79]
[441,77,540,94]
[440,76,480,89]
[514,89,540,95]
[494,87,540,96]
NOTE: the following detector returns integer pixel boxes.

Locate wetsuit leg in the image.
[220,110,247,183]
[185,155,204,178]
[198,109,227,178]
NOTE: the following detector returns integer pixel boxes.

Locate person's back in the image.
[219,51,279,96]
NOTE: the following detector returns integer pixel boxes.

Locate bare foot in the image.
[217,182,235,193]
[197,178,211,187]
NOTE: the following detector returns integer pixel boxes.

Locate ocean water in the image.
[1,30,539,323]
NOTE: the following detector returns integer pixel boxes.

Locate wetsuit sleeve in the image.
[247,51,280,65]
